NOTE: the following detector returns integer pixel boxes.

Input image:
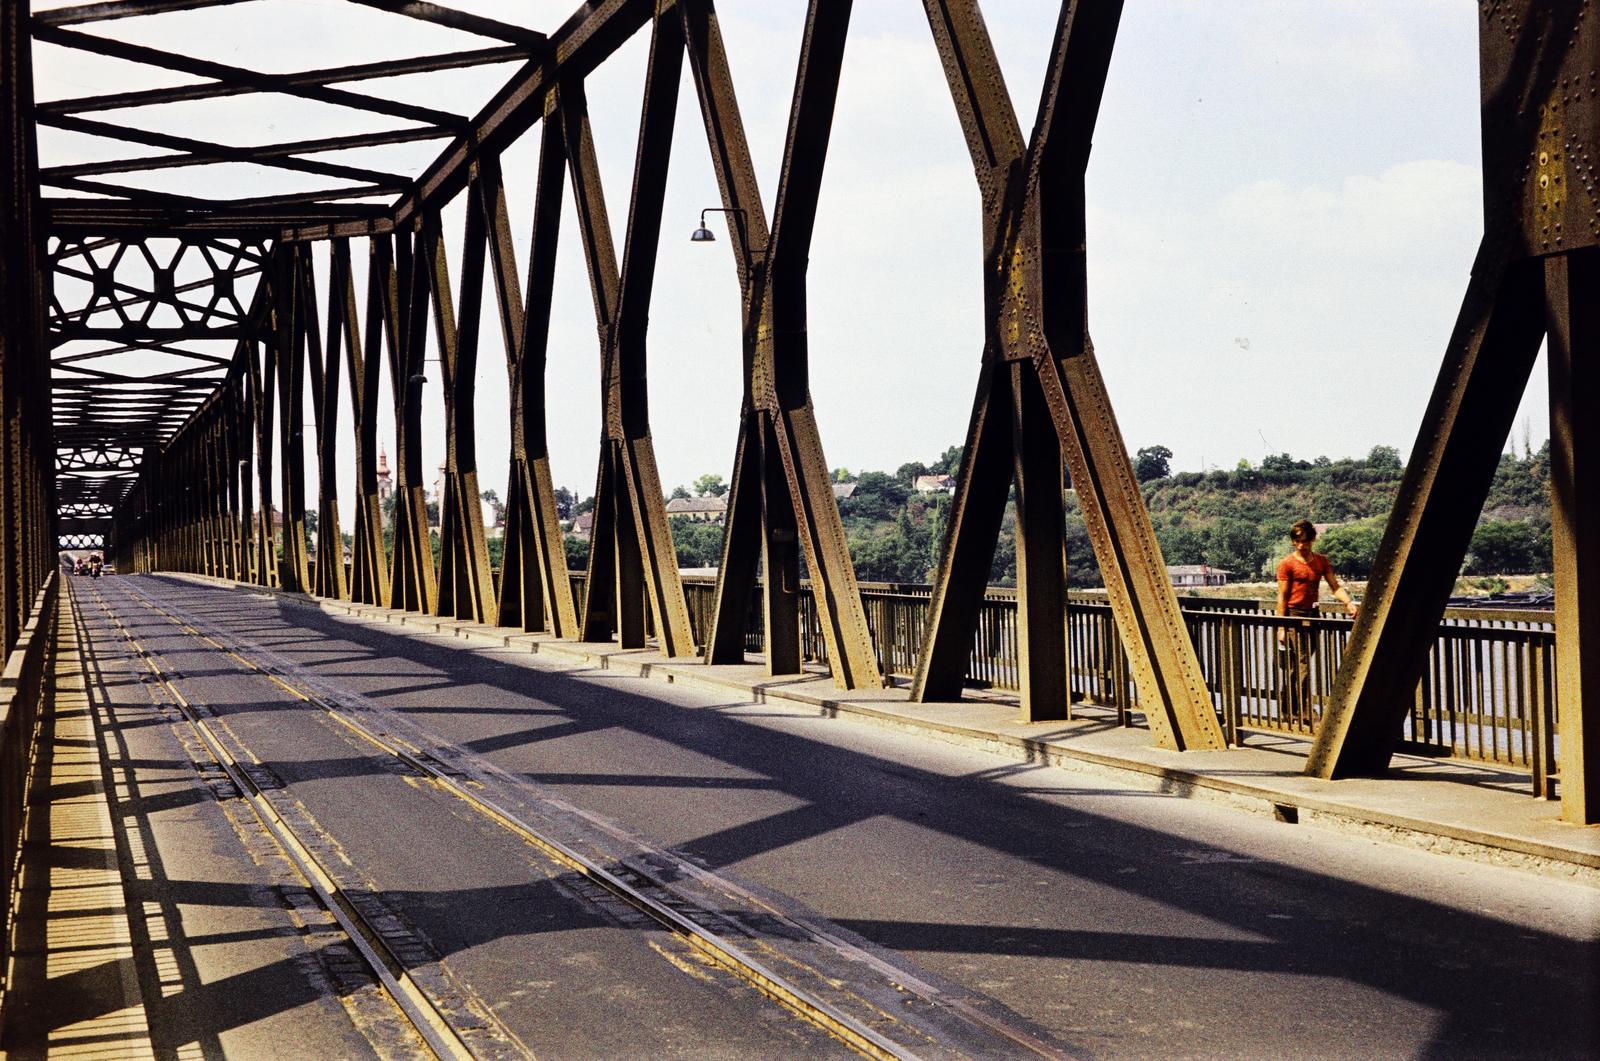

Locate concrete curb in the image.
[165,573,1600,884]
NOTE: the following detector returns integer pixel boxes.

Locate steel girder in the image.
[422,209,498,623]
[382,231,440,615]
[683,0,882,689]
[906,1,1223,748]
[559,20,694,657]
[1310,0,1599,823]
[345,239,390,608]
[479,146,579,638]
[3,0,57,648]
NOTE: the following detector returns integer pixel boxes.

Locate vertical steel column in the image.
[251,332,280,586]
[307,239,349,600]
[345,237,389,606]
[275,247,311,591]
[1547,248,1598,822]
[909,0,1222,748]
[384,230,439,613]
[0,0,52,648]
[480,143,579,637]
[1309,2,1598,822]
[682,0,883,688]
[560,17,694,656]
[423,208,497,622]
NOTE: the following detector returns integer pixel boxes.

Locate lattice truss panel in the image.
[48,233,267,531]
[34,0,555,539]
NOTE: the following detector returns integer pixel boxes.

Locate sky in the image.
[32,0,1552,530]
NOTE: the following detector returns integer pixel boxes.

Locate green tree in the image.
[693,473,728,497]
[564,534,590,571]
[934,445,963,476]
[667,517,723,568]
[1134,444,1172,482]
[1206,517,1266,577]
[1366,444,1403,471]
[553,486,577,519]
[840,471,908,523]
[1319,521,1384,579]
[1156,523,1206,565]
[1467,520,1538,574]
[895,460,931,484]
[831,467,853,483]
[669,484,691,501]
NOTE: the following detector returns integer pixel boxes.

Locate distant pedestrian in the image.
[1275,519,1357,724]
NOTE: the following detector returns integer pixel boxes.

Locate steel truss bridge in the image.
[2,1,1596,816]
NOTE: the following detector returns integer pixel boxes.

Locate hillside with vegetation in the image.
[636,440,1556,588]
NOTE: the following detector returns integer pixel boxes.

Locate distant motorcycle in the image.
[88,554,103,578]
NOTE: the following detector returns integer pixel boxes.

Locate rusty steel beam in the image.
[347,238,390,607]
[908,0,1222,750]
[560,18,694,657]
[682,0,881,688]
[391,0,660,230]
[384,230,439,614]
[308,239,351,601]
[422,208,498,623]
[273,246,311,591]
[479,143,579,637]
[1310,1,1599,823]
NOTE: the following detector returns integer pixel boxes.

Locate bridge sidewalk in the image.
[174,575,1600,884]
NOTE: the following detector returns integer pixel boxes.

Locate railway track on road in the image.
[83,575,1071,1061]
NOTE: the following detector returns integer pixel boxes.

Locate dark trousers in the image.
[1282,607,1318,725]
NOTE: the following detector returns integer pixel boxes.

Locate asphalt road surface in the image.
[76,575,1600,1060]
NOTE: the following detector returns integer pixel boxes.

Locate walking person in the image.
[1276,520,1358,725]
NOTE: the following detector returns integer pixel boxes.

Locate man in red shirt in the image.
[1275,520,1358,725]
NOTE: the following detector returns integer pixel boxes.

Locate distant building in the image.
[569,511,595,540]
[666,496,728,524]
[913,473,956,493]
[1168,564,1231,588]
[832,482,857,500]
[376,448,393,504]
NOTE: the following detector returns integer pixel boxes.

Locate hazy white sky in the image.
[35,0,1549,527]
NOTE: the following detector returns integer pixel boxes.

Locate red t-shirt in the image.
[1277,552,1330,611]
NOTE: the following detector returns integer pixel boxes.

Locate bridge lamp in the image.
[690,206,749,245]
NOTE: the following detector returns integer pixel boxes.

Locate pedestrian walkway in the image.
[2,598,153,1059]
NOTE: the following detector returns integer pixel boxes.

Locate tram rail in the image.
[83,575,1067,1061]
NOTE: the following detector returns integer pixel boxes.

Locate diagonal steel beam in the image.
[36,45,530,117]
[910,0,1223,749]
[682,0,880,689]
[34,26,469,130]
[560,15,693,656]
[1310,2,1598,824]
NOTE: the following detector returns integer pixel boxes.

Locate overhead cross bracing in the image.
[32,0,556,544]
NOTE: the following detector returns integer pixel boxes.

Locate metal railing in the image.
[0,571,60,984]
[569,572,1556,789]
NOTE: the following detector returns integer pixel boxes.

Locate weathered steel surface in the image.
[480,145,579,637]
[347,238,391,608]
[909,0,1222,749]
[423,209,498,623]
[1310,2,1599,823]
[560,16,694,657]
[384,231,439,614]
[684,0,882,688]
